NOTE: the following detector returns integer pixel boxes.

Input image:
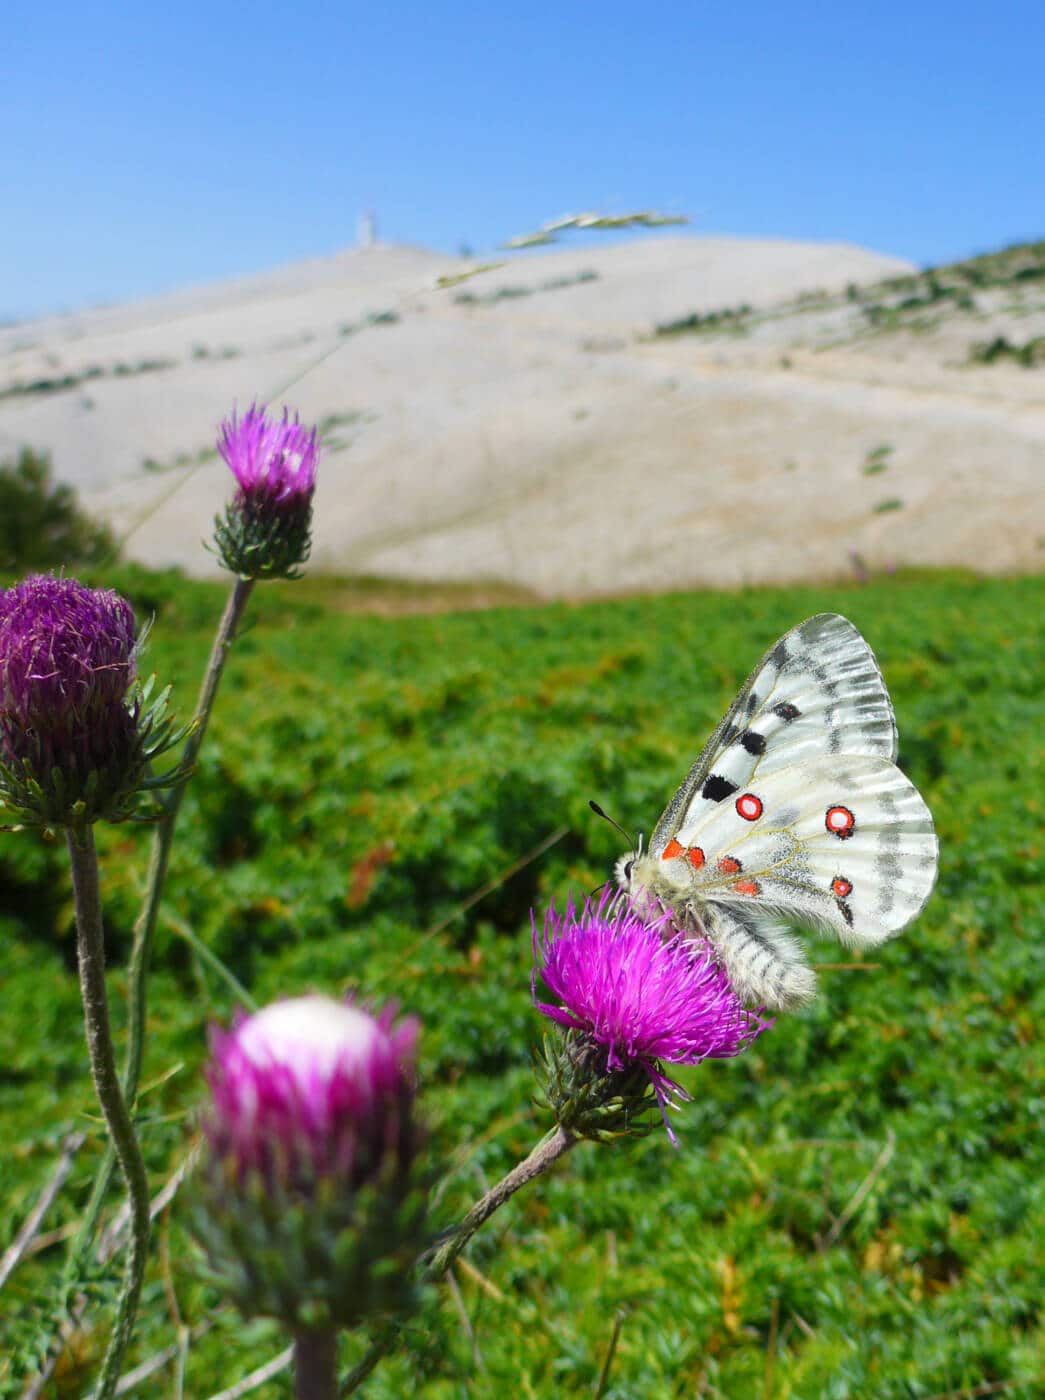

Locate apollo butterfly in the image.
[614,614,938,1011]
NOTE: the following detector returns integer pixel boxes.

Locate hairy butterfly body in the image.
[615,614,938,1011]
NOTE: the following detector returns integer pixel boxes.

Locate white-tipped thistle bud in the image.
[189,996,427,1333]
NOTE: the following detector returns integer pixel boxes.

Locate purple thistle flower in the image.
[533,893,769,1142]
[213,404,320,579]
[0,574,135,731]
[218,403,319,506]
[204,996,419,1190]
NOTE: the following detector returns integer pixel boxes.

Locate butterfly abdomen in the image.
[693,904,818,1012]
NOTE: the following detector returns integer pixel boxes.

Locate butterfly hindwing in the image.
[662,754,937,949]
[650,614,898,857]
[699,904,819,1011]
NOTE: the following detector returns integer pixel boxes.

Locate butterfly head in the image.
[613,830,645,890]
[613,839,678,922]
[613,851,635,889]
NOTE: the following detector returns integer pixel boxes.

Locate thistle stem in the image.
[124,575,255,1102]
[424,1124,576,1278]
[67,578,255,1273]
[340,1126,577,1396]
[66,826,151,1400]
[295,1329,338,1400]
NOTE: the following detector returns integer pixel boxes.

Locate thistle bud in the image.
[190,996,427,1333]
[533,894,769,1144]
[212,404,319,579]
[0,575,186,829]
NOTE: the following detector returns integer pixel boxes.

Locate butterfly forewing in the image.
[650,614,898,857]
[663,755,937,948]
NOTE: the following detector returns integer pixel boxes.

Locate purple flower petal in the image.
[217,403,319,506]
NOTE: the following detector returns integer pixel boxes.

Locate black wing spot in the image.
[835,898,854,927]
[722,722,740,744]
[702,774,738,802]
[773,702,801,722]
[745,692,760,714]
[771,641,790,669]
[740,730,766,755]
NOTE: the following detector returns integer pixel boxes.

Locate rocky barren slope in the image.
[1,235,1042,594]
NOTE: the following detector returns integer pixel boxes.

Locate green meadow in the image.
[1,566,1041,1397]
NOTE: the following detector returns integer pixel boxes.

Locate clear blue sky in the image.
[3,1,1042,319]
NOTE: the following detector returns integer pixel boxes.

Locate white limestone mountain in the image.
[1,235,1041,594]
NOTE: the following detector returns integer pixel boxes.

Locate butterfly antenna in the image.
[588,799,632,845]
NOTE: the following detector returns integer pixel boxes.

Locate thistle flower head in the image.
[218,404,319,505]
[213,404,319,579]
[0,575,185,827]
[533,892,768,1142]
[192,995,427,1331]
[0,574,135,723]
[204,995,419,1188]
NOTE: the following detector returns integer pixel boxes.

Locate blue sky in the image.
[3,1,1042,318]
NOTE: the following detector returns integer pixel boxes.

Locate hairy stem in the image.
[337,1326,392,1396]
[66,826,151,1400]
[295,1330,338,1400]
[124,575,255,1101]
[340,1126,577,1395]
[424,1125,576,1278]
[68,578,255,1272]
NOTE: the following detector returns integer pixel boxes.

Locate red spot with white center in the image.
[686,846,705,870]
[716,856,742,876]
[832,876,853,898]
[735,792,763,822]
[825,805,856,839]
[662,838,684,860]
[733,878,761,896]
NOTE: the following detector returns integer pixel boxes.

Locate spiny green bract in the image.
[0,567,1041,1397]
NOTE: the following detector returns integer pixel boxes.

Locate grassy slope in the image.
[1,567,1042,1397]
[653,237,1045,349]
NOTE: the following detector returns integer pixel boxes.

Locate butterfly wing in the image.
[664,754,938,949]
[650,614,898,857]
